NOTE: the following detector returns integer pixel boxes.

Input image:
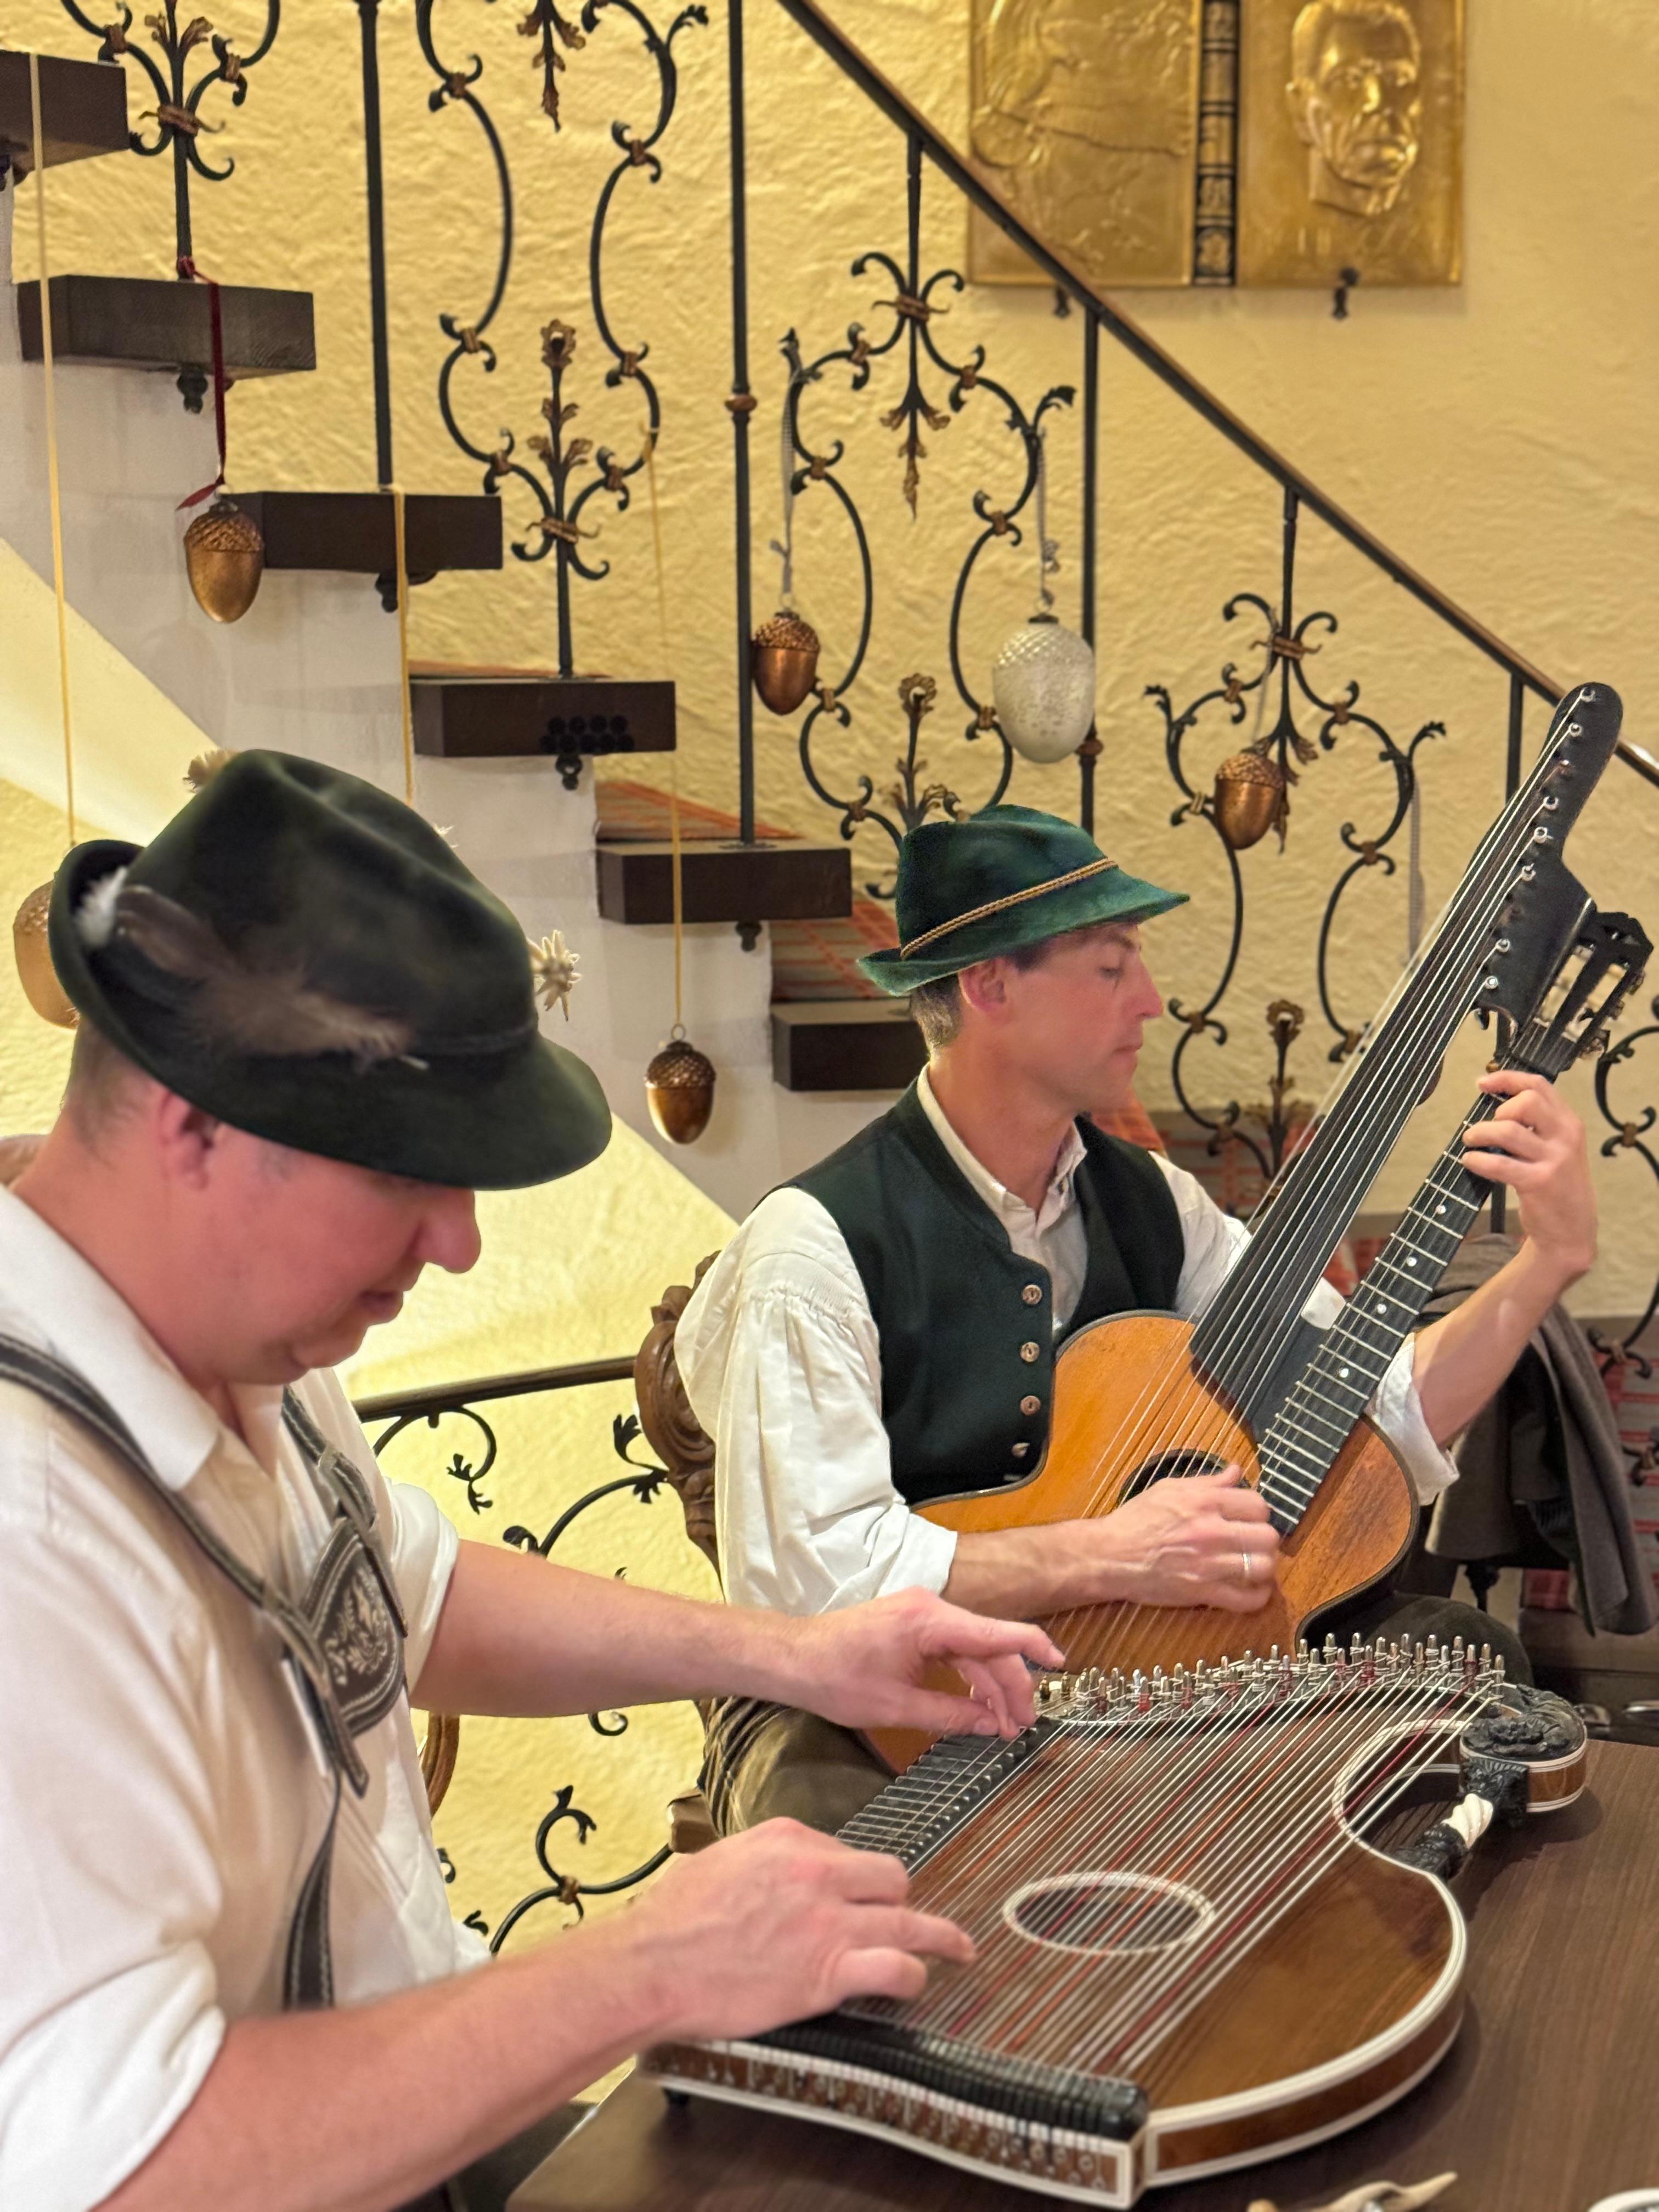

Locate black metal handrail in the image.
[352,1353,635,1425]
[767,0,1659,797]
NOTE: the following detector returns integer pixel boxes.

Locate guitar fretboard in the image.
[1255,1080,1517,1533]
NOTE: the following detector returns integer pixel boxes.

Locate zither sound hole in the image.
[1003,1872,1213,1959]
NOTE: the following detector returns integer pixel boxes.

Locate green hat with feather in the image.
[857,804,1187,994]
[48,749,612,1189]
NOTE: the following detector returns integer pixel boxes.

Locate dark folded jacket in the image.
[1419,1234,1657,1637]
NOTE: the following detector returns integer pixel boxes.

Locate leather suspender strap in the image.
[0,1334,406,2011]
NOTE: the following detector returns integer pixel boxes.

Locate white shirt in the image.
[678,1071,1456,1615]
[0,1187,473,2212]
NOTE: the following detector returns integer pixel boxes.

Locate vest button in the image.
[1022,1283,1043,1306]
[1019,1341,1040,1363]
[1020,1394,1041,1417]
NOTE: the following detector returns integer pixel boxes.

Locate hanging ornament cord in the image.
[768,368,800,610]
[28,55,76,845]
[1406,776,1426,958]
[175,255,232,518]
[643,418,684,1035]
[388,483,415,806]
[1034,426,1057,616]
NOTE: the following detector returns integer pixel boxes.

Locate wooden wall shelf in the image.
[16,273,314,382]
[235,494,502,589]
[412,668,673,769]
[771,1000,926,1092]
[596,840,851,927]
[1,52,127,175]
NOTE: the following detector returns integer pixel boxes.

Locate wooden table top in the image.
[512,1742,1659,2212]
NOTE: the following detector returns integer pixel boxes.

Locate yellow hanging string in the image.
[29,55,76,846]
[643,420,682,1032]
[386,482,416,805]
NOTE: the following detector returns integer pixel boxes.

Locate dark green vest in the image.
[791,1086,1182,1507]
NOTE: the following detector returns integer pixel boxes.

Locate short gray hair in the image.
[64,1018,145,1139]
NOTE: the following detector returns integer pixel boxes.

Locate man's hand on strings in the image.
[635,1818,974,2039]
[1087,1466,1280,1612]
[1463,1069,1597,1285]
[770,1588,1065,1740]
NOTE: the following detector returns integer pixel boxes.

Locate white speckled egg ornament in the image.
[991,613,1097,763]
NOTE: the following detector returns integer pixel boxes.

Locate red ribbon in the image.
[176,255,232,512]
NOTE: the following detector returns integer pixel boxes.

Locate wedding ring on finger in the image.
[1239,1549,1252,1584]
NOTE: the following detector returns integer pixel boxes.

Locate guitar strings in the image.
[1038,771,1558,1658]
[1047,704,1584,1626]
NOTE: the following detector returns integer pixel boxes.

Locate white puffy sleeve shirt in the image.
[0,1188,474,2212]
[675,1081,1456,1616]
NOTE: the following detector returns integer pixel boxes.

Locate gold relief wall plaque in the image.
[967,0,1205,290]
[1236,0,1463,286]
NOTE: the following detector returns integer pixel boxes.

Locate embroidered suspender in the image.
[0,1335,408,2010]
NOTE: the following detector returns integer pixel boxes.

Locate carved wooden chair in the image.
[633,1256,724,1855]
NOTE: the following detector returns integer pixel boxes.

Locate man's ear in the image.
[1285,78,1318,147]
[150,1090,230,1192]
[958,958,1013,1019]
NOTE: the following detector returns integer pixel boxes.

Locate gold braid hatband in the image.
[898,856,1118,961]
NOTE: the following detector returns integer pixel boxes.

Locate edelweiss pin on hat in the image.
[48,750,612,1188]
[858,804,1187,994]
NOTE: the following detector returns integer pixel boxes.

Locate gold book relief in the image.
[967,0,1204,290]
[1237,0,1463,286]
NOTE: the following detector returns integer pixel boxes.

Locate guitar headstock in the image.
[1510,907,1652,1081]
[1526,682,1625,844]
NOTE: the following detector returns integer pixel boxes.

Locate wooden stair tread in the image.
[1,51,127,174]
[16,273,314,380]
[235,491,501,579]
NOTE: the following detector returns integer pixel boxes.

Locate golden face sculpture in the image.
[1286,0,1423,218]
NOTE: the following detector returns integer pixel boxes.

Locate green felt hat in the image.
[48,750,612,1189]
[857,804,1187,994]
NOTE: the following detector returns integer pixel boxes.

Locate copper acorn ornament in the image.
[12,883,77,1030]
[645,1032,716,1145]
[751,608,821,716]
[1212,748,1286,851]
[183,496,264,624]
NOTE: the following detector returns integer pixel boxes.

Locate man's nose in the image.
[420,1187,482,1275]
[1359,69,1384,111]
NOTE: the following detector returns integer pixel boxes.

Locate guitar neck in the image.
[1256,1034,1555,1534]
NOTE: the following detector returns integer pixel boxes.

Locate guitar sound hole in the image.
[1004,1871,1212,1958]
[1120,1448,1232,1504]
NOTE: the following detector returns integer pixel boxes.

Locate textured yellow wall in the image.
[11,0,1657,1316]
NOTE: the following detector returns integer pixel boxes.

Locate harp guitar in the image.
[861,682,1646,1776]
[648,1643,1589,2202]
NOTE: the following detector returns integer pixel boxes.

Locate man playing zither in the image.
[679,805,1599,1837]
[0,753,1064,2212]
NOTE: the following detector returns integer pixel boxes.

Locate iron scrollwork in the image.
[57,0,281,408]
[1150,487,1444,1179]
[370,1385,685,1951]
[1589,990,1659,1375]
[780,131,1071,896]
[418,0,704,678]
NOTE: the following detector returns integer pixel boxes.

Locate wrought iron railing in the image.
[412,0,705,676]
[358,1356,690,1949]
[57,0,282,277]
